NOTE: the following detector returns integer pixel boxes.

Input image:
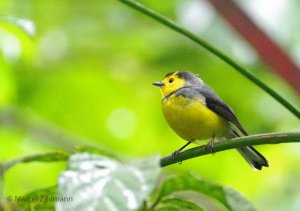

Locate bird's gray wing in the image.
[196,86,248,136]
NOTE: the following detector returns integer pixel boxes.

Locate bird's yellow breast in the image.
[162,94,229,141]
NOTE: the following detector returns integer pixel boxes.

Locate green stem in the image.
[160,131,300,167]
[117,0,300,119]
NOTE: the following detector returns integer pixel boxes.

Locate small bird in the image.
[153,71,269,170]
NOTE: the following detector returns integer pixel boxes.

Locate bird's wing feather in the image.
[196,86,248,136]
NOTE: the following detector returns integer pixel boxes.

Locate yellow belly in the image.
[162,95,230,141]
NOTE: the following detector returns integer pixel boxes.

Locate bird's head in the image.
[152,71,203,97]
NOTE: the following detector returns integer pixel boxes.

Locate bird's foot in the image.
[171,150,182,164]
[205,139,215,154]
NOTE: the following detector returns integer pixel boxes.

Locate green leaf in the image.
[3,152,69,172]
[57,153,161,211]
[155,196,204,211]
[75,144,120,160]
[15,186,57,210]
[21,152,69,163]
[152,172,255,211]
[223,187,256,211]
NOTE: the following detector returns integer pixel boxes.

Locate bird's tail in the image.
[236,146,269,170]
[230,128,269,170]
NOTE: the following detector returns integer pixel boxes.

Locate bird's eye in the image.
[169,78,174,83]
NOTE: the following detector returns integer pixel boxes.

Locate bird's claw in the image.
[171,150,182,164]
[205,139,215,154]
[171,150,180,160]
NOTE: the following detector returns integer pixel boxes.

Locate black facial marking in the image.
[164,72,174,78]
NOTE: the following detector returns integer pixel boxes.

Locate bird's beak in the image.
[152,81,165,87]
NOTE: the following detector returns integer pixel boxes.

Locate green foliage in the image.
[154,196,204,211]
[15,186,57,210]
[150,172,255,211]
[57,153,161,210]
[2,152,69,173]
[74,144,120,160]
[1,152,255,211]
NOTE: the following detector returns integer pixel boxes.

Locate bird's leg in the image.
[171,141,192,161]
[205,135,215,154]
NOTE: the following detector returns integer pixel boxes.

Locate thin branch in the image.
[117,0,300,119]
[160,131,300,167]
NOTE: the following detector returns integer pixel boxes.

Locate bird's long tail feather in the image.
[236,146,269,170]
[230,127,269,170]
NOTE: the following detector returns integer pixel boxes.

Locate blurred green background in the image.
[0,0,299,210]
